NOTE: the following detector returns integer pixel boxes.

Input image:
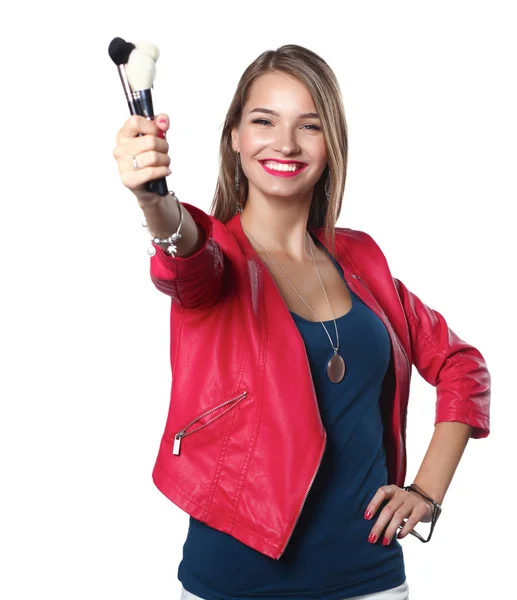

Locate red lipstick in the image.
[259,159,308,178]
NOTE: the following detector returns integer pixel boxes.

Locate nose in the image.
[272,125,301,156]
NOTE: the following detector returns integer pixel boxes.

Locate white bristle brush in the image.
[126,48,157,92]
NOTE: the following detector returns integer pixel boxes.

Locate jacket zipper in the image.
[280,433,327,557]
[172,391,248,456]
[279,316,329,558]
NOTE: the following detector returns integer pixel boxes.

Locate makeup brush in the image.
[108,37,168,196]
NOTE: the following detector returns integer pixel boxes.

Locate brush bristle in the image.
[108,37,135,65]
[134,41,160,62]
[126,48,156,90]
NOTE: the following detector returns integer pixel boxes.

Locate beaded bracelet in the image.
[141,191,183,257]
[403,483,442,543]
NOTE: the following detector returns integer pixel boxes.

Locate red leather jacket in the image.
[149,203,491,560]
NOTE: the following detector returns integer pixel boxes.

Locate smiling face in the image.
[231,71,328,204]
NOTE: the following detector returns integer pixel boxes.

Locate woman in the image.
[112,45,490,600]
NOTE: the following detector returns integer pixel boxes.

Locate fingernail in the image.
[167,169,172,175]
[368,533,377,543]
[382,537,390,546]
[364,510,372,520]
[158,119,167,124]
[158,131,166,139]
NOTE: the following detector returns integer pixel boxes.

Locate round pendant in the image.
[327,353,345,383]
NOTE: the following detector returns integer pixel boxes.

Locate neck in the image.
[240,187,314,263]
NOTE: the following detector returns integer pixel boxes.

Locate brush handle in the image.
[133,90,169,196]
[145,173,168,196]
[117,66,169,197]
[133,131,168,196]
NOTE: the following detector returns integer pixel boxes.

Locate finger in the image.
[368,494,406,545]
[381,502,415,545]
[117,114,161,142]
[364,485,397,521]
[120,164,172,191]
[397,503,430,540]
[114,133,169,162]
[154,113,170,137]
[123,149,171,173]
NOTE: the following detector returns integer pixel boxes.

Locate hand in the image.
[364,484,434,545]
[112,113,171,205]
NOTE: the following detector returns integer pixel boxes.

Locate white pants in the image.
[180,579,409,600]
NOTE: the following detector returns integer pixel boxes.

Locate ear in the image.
[231,127,239,153]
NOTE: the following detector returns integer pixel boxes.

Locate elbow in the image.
[149,239,226,308]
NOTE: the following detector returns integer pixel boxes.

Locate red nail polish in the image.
[158,119,167,124]
[382,537,390,546]
[364,510,372,520]
[158,131,165,139]
[368,533,377,543]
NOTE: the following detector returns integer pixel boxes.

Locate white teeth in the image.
[263,161,302,172]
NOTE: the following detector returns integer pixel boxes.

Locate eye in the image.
[302,124,321,131]
[251,118,271,126]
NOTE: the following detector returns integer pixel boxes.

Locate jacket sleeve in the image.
[394,277,491,439]
[149,202,225,308]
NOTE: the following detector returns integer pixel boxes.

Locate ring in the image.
[132,156,140,169]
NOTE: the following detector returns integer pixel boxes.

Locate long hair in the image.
[209,44,348,254]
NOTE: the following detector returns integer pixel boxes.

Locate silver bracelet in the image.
[141,191,183,257]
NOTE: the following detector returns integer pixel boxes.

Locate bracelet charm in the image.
[141,191,184,257]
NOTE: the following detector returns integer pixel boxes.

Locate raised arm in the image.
[113,113,226,308]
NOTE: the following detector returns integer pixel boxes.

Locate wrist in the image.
[137,192,166,210]
[142,191,183,256]
[412,480,445,505]
[405,483,442,514]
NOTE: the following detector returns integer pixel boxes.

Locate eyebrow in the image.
[249,107,320,119]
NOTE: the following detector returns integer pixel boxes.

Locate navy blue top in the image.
[178,236,406,599]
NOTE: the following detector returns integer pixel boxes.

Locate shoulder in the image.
[331,226,387,256]
[334,226,378,246]
[332,227,392,274]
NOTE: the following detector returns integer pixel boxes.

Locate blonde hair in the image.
[209,44,348,255]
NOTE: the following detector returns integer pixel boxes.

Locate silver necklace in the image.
[242,227,346,383]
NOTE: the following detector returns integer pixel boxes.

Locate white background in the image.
[1,1,515,598]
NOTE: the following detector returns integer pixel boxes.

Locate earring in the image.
[235,152,240,193]
[235,152,243,213]
[325,170,332,199]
